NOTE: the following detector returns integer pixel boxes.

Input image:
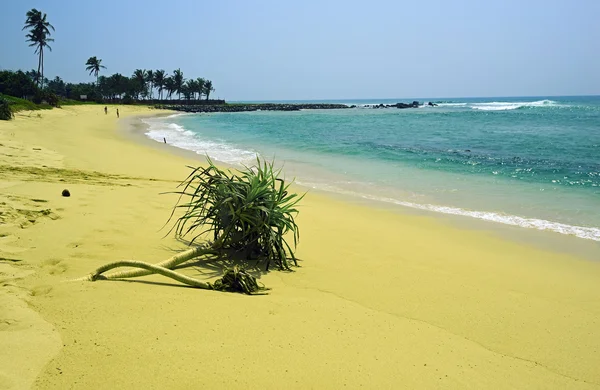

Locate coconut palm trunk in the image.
[37,51,42,87]
[41,49,44,88]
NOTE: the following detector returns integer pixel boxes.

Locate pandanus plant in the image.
[83,157,304,294]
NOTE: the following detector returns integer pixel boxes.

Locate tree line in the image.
[92,66,215,102]
[4,8,216,104]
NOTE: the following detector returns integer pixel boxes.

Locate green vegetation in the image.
[85,56,106,86]
[0,93,52,114]
[23,9,54,88]
[0,97,13,120]
[59,98,98,106]
[84,157,304,293]
[0,70,37,98]
[154,70,167,99]
[1,8,221,117]
[169,157,303,271]
[94,68,217,103]
[204,80,214,100]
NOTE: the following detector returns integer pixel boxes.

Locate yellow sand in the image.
[1,105,599,389]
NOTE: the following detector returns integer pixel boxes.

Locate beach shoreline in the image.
[132,112,600,262]
[1,105,600,389]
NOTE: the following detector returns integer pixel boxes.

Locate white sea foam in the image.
[377,197,600,241]
[436,102,468,107]
[348,100,561,111]
[296,180,600,242]
[470,100,558,111]
[141,118,257,165]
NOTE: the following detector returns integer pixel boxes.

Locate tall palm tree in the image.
[145,70,154,100]
[85,56,106,86]
[195,77,206,100]
[164,76,175,100]
[172,69,184,100]
[132,69,147,100]
[204,80,214,100]
[23,9,54,88]
[182,80,195,101]
[153,70,166,100]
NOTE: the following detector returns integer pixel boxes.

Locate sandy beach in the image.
[1,105,599,389]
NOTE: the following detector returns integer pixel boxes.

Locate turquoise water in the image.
[143,96,600,241]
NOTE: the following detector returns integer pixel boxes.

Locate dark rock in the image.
[61,189,70,197]
[428,102,438,107]
[156,101,435,114]
[154,103,350,114]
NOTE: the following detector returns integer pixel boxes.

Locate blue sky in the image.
[2,0,599,100]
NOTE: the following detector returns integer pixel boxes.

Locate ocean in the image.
[142,96,600,242]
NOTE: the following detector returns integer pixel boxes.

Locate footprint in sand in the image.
[0,263,61,389]
[67,242,82,249]
[0,194,60,230]
[41,258,68,275]
[0,234,28,255]
[30,285,53,296]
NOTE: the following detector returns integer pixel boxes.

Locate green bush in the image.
[122,94,134,105]
[169,157,304,270]
[0,70,37,98]
[0,97,13,120]
[32,90,60,107]
[45,91,60,107]
[0,93,53,113]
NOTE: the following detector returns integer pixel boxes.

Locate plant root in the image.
[95,245,213,280]
[211,265,269,295]
[87,260,268,295]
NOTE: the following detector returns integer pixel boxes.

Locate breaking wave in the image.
[141,117,257,165]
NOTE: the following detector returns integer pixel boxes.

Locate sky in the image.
[1,0,599,100]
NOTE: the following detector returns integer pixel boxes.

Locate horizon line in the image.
[229,94,600,102]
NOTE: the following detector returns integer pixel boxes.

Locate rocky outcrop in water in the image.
[154,103,350,113]
[367,101,422,109]
[155,101,429,113]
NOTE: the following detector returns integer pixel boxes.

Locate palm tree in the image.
[204,80,214,100]
[164,76,175,100]
[182,80,194,102]
[23,9,54,88]
[85,56,106,86]
[153,70,166,100]
[195,77,206,100]
[132,69,147,100]
[26,69,40,84]
[97,75,108,99]
[47,76,66,96]
[172,69,184,100]
[145,70,154,100]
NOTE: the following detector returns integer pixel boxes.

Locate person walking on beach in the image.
[104,106,108,115]
[116,109,120,118]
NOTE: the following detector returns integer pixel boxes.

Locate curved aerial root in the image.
[85,261,268,295]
